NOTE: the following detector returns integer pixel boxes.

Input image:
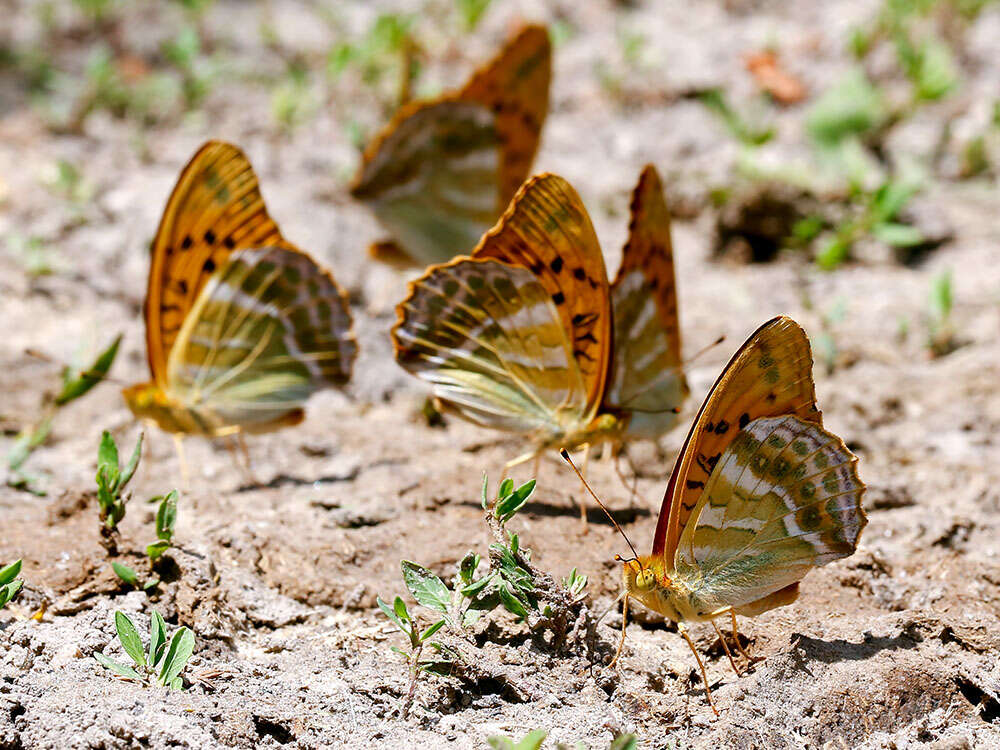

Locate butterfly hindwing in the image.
[604,165,688,438]
[167,245,356,433]
[393,257,590,434]
[351,99,501,266]
[653,316,821,561]
[147,141,283,386]
[351,24,551,267]
[674,414,865,612]
[473,174,612,417]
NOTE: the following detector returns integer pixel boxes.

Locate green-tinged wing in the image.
[675,415,866,612]
[351,100,501,266]
[392,257,590,436]
[604,165,687,439]
[166,245,356,431]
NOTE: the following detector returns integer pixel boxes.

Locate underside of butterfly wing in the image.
[653,316,821,561]
[472,174,612,420]
[350,99,502,266]
[146,141,284,386]
[128,246,356,436]
[393,257,591,438]
[604,165,688,439]
[673,415,866,616]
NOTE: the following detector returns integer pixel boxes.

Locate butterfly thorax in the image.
[622,556,713,624]
[122,382,224,436]
[540,412,626,453]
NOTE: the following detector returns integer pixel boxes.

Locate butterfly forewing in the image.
[167,246,356,432]
[653,317,821,561]
[674,415,865,612]
[350,100,501,265]
[604,165,687,438]
[147,141,283,386]
[393,257,591,435]
[473,174,612,418]
[460,24,551,206]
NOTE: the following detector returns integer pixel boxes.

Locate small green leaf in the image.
[872,222,924,248]
[149,611,167,666]
[94,653,143,682]
[930,269,953,321]
[495,479,535,523]
[114,611,146,667]
[0,581,23,608]
[54,334,121,405]
[401,560,451,613]
[458,551,480,585]
[393,595,409,622]
[816,236,850,270]
[97,431,119,481]
[498,584,530,621]
[460,573,493,598]
[146,541,170,562]
[119,433,144,489]
[806,68,886,147]
[488,729,548,750]
[609,734,639,750]
[377,595,412,637]
[111,562,139,587]
[420,619,446,642]
[0,559,22,586]
[498,477,514,500]
[142,579,160,591]
[158,627,194,687]
[480,472,489,509]
[154,490,178,541]
[169,675,183,691]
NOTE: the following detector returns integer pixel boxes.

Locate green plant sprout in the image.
[700,89,775,147]
[455,0,492,31]
[379,476,593,717]
[146,490,179,562]
[0,560,24,610]
[96,430,143,554]
[94,610,194,690]
[488,730,639,750]
[5,334,121,494]
[927,268,957,356]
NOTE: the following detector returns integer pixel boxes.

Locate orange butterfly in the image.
[351,24,551,268]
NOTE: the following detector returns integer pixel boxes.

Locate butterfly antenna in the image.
[682,334,726,372]
[560,449,640,561]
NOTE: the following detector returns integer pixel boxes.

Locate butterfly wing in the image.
[473,174,612,418]
[350,24,551,267]
[459,24,551,207]
[603,165,688,438]
[146,141,283,387]
[166,246,356,433]
[674,414,865,612]
[393,257,592,437]
[652,316,821,561]
[350,98,502,266]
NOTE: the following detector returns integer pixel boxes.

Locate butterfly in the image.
[123,140,357,439]
[392,166,689,486]
[604,316,866,714]
[351,24,551,268]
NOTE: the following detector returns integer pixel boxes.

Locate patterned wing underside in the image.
[654,317,821,561]
[675,415,866,611]
[167,246,356,431]
[147,141,283,386]
[350,100,501,266]
[604,165,687,438]
[459,24,551,206]
[392,257,590,436]
[473,174,612,418]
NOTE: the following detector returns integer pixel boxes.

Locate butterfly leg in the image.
[613,444,639,506]
[711,618,742,677]
[729,609,753,665]
[610,594,629,669]
[677,622,719,717]
[172,434,190,488]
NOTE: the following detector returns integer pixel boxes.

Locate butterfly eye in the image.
[636,569,656,590]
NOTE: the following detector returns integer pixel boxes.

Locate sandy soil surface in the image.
[2,1,999,748]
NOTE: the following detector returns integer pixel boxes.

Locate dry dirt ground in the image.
[2,1,1000,748]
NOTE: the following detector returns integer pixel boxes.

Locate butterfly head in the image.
[620,554,684,621]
